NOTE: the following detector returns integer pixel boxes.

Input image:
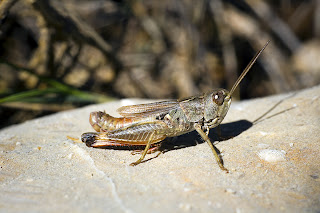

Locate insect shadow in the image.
[253,92,297,125]
[159,119,253,153]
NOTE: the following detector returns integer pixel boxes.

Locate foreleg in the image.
[194,123,229,173]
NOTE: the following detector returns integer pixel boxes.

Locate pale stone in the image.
[0,85,319,212]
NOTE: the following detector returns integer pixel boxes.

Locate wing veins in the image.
[117,100,179,117]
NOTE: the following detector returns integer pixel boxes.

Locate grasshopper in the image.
[81,41,269,171]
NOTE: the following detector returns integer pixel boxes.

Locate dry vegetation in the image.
[0,0,319,128]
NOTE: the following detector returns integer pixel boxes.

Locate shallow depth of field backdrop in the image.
[0,0,319,129]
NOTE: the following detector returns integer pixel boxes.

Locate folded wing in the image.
[117,100,179,117]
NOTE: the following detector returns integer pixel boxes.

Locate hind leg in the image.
[131,142,162,155]
[130,131,156,166]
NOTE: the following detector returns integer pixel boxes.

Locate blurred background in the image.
[0,0,319,129]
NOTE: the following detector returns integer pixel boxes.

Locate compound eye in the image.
[212,91,224,106]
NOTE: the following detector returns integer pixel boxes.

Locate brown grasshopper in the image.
[81,41,269,172]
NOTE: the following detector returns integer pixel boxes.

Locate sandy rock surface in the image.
[0,85,319,213]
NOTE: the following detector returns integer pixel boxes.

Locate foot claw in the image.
[130,160,141,166]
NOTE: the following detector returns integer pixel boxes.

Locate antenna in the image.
[227,40,270,98]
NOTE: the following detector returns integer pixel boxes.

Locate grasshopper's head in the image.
[203,89,232,129]
[203,41,270,129]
